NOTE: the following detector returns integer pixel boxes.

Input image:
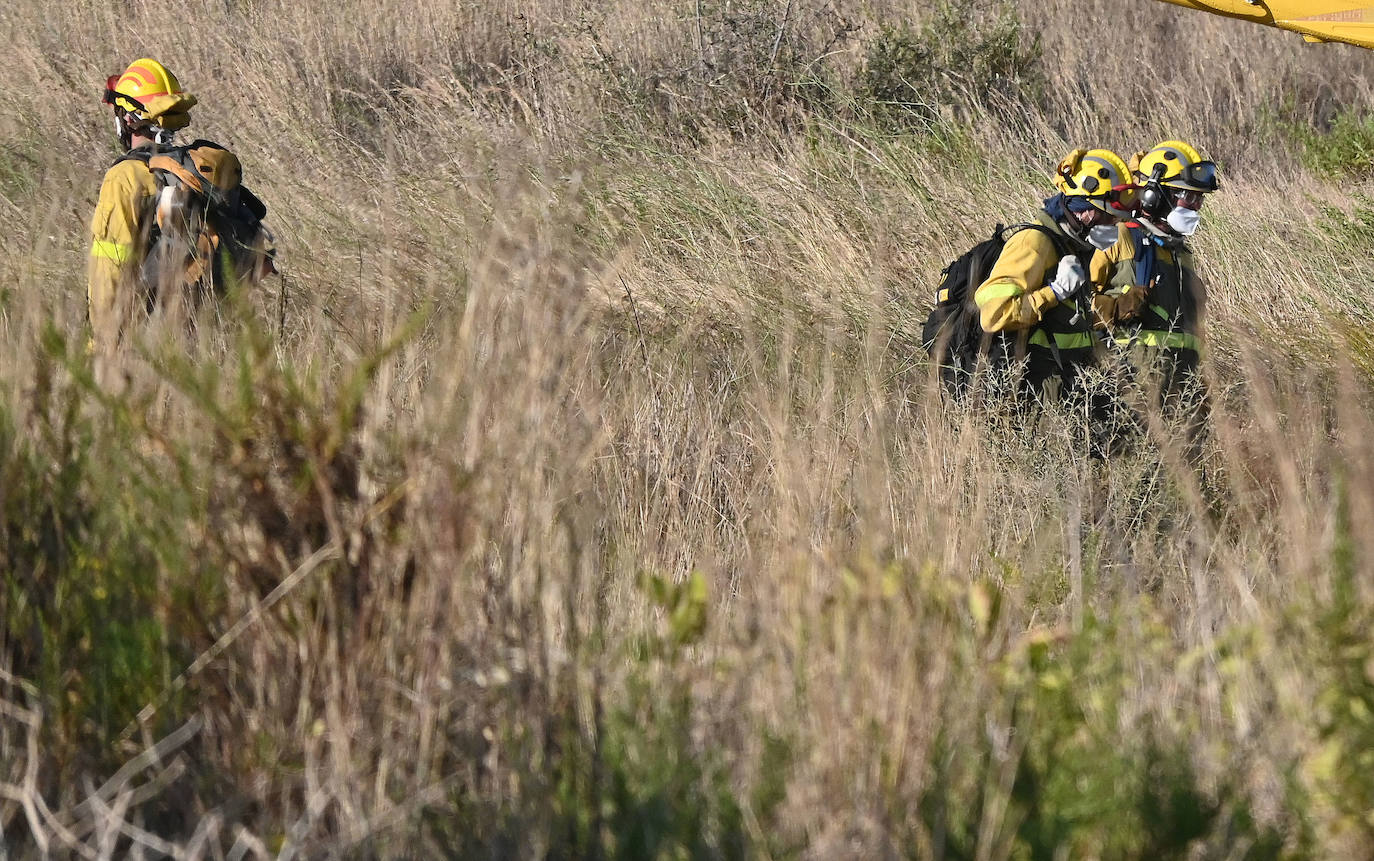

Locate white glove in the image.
[1049,256,1086,302]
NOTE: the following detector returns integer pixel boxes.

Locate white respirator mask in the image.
[1166,206,1201,236]
[1087,224,1119,250]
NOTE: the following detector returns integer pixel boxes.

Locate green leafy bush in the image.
[581,0,856,138]
[914,602,1286,859]
[860,1,1044,131]
[1271,108,1374,178]
[0,331,207,758]
[1303,490,1374,847]
[1306,112,1374,176]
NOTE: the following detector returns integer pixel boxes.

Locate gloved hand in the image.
[1049,256,1087,302]
[1092,280,1155,328]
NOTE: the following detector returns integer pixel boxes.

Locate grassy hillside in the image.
[5,0,1374,856]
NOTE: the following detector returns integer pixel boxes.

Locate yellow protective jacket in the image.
[974,212,1112,331]
[974,211,1066,333]
[1090,223,1153,328]
[1091,225,1204,356]
[973,211,1108,387]
[88,150,158,347]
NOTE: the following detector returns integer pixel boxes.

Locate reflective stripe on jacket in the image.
[975,211,1106,379]
[1093,226,1205,358]
[974,211,1072,333]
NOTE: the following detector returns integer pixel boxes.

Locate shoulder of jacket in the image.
[100,158,159,191]
[1029,211,1089,251]
[1004,223,1061,257]
[104,156,154,179]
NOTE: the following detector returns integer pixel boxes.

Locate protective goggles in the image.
[1173,189,1206,210]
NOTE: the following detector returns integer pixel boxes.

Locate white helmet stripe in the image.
[1154,144,1193,168]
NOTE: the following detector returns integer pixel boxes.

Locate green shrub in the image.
[0,329,206,758]
[581,0,855,138]
[427,571,763,859]
[913,604,1286,859]
[559,571,750,859]
[1304,488,1374,848]
[0,138,39,201]
[1271,108,1374,178]
[1309,111,1374,177]
[860,1,1044,131]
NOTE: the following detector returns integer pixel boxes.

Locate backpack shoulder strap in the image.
[146,141,241,209]
[148,151,206,194]
[112,146,159,168]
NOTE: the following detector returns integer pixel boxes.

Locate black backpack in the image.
[920,223,1070,393]
[119,140,273,293]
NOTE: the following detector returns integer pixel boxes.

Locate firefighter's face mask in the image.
[1088,224,1120,250]
[1166,206,1202,236]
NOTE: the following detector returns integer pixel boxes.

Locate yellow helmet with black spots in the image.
[1132,141,1219,193]
[103,58,197,132]
[1054,148,1138,216]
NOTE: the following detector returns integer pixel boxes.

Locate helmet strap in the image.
[1138,215,1172,239]
[1138,217,1186,247]
[1059,206,1092,244]
[115,108,166,150]
[115,112,134,151]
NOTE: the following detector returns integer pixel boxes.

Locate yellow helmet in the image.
[1054,148,1138,216]
[103,58,197,132]
[1131,141,1219,193]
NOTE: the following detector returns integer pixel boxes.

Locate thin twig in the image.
[696,0,707,78]
[620,277,651,373]
[278,269,288,347]
[276,788,329,861]
[69,718,201,827]
[0,667,40,699]
[0,699,38,727]
[120,542,342,741]
[768,0,794,72]
[226,825,271,861]
[88,789,184,860]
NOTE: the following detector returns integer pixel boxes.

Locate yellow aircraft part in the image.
[1153,0,1374,50]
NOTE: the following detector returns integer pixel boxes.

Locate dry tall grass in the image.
[4,0,1374,857]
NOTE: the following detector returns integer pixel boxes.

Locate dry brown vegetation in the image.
[5,0,1374,857]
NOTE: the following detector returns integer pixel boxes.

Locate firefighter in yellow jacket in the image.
[1092,140,1217,408]
[88,58,197,352]
[974,148,1138,397]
